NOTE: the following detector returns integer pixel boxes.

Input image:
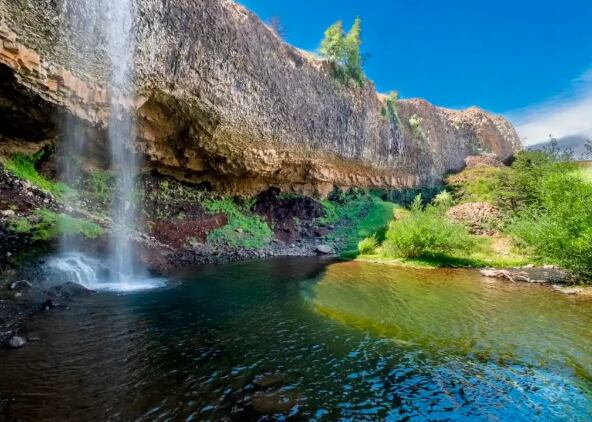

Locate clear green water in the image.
[0,258,591,420]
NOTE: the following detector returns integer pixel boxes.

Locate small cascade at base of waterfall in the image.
[46,252,165,293]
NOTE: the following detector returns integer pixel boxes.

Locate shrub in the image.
[383,195,477,259]
[507,172,592,277]
[496,149,577,212]
[320,17,365,86]
[432,190,453,209]
[358,234,379,255]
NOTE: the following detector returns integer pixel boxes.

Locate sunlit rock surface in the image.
[0,0,521,195]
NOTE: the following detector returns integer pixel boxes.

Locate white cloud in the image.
[508,68,592,145]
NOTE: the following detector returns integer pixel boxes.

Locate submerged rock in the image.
[251,390,298,414]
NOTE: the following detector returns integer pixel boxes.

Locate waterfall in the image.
[52,0,163,292]
[105,0,140,284]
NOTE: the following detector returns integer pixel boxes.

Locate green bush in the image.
[320,17,365,86]
[3,153,74,198]
[383,195,477,259]
[203,197,272,249]
[496,149,577,212]
[432,190,453,209]
[358,234,379,255]
[9,209,103,241]
[507,172,592,277]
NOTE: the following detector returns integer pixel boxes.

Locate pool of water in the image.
[0,258,591,420]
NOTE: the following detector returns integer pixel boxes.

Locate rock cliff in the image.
[0,0,521,196]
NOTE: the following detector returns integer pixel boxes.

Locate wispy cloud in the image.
[508,68,592,145]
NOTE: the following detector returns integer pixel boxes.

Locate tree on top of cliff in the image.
[320,17,365,86]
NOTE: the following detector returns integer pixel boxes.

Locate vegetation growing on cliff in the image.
[382,91,401,126]
[320,17,365,86]
[408,114,428,142]
[2,153,72,198]
[9,209,103,241]
[203,197,273,249]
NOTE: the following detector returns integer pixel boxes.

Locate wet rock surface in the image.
[251,187,325,243]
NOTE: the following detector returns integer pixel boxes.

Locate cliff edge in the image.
[0,0,521,196]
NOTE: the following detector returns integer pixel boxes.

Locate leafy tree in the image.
[320,18,365,86]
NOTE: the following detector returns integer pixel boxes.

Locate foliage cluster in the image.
[447,142,592,278]
[79,170,116,215]
[320,18,365,86]
[203,197,273,250]
[357,234,379,255]
[382,195,477,259]
[9,209,103,241]
[500,151,592,277]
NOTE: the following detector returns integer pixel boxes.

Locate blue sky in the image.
[238,0,592,144]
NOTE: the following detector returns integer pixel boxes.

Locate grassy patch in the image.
[2,153,73,198]
[446,166,504,203]
[203,197,272,249]
[9,209,103,241]
[358,234,529,269]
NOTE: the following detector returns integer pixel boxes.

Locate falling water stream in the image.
[50,0,163,291]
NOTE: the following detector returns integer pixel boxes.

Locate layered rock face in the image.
[0,0,521,196]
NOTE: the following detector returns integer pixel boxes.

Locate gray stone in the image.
[315,244,334,255]
[8,336,26,349]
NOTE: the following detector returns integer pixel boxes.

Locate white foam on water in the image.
[47,252,165,293]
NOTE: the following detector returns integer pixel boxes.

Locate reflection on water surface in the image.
[0,258,590,420]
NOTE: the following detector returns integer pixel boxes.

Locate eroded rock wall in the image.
[0,0,521,196]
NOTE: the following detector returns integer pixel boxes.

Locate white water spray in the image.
[52,0,163,292]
